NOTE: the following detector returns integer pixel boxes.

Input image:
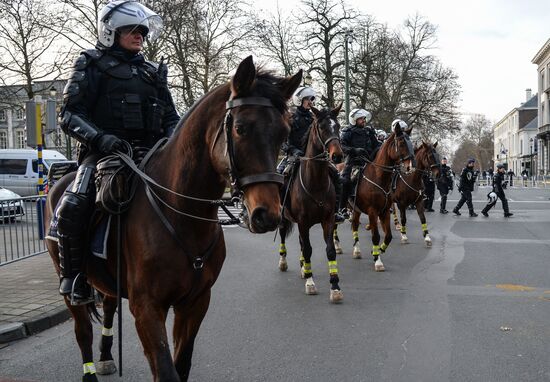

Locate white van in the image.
[0,149,72,196]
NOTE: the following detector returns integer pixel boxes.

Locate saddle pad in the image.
[46,203,111,260]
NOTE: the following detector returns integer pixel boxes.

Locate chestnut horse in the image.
[391,141,441,246]
[334,124,415,271]
[44,56,302,382]
[278,105,344,303]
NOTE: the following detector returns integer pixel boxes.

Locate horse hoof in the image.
[96,360,117,375]
[352,247,362,259]
[374,259,385,272]
[278,257,288,272]
[424,236,432,247]
[401,235,408,244]
[329,289,344,303]
[305,279,317,295]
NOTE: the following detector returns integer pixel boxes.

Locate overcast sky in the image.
[263,0,550,123]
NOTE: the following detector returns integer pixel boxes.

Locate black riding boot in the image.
[58,233,93,304]
[331,170,345,223]
[339,181,352,219]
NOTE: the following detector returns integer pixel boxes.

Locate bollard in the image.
[36,196,46,240]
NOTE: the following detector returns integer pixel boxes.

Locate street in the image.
[1,187,549,382]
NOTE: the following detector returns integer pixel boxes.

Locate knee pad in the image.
[57,191,94,235]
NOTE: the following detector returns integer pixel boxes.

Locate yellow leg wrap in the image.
[353,231,359,240]
[328,260,338,275]
[421,223,428,232]
[279,243,286,254]
[400,225,407,234]
[372,245,380,256]
[299,254,305,263]
[303,262,312,272]
[102,326,114,336]
[381,242,388,252]
[83,362,96,375]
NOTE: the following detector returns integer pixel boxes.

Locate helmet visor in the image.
[143,14,163,42]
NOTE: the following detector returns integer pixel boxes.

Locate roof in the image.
[522,116,538,131]
[518,94,538,110]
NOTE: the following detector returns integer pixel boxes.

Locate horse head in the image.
[310,103,343,164]
[212,56,302,233]
[387,123,416,173]
[414,141,441,179]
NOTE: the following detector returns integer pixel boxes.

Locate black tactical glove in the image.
[95,134,124,154]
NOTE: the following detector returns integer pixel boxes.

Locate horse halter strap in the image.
[224,97,284,193]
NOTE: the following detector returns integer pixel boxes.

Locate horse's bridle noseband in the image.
[223,97,284,193]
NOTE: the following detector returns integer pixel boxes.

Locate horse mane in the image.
[299,108,331,148]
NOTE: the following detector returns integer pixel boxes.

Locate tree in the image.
[299,0,355,107]
[452,114,494,172]
[0,0,69,99]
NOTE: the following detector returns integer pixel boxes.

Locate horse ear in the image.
[433,141,438,148]
[394,123,403,136]
[331,102,343,117]
[279,70,303,100]
[311,106,321,119]
[231,56,256,97]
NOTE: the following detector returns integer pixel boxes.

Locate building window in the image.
[0,131,7,149]
[15,129,25,148]
[0,110,5,121]
[15,109,24,120]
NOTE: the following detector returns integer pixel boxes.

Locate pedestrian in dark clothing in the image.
[423,173,435,212]
[452,158,478,217]
[481,164,513,217]
[56,0,180,304]
[488,168,494,186]
[507,169,515,186]
[437,157,453,213]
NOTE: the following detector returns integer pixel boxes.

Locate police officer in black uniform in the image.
[481,164,513,217]
[423,173,435,212]
[338,109,383,216]
[452,158,478,217]
[277,86,345,222]
[57,0,180,304]
[437,156,453,213]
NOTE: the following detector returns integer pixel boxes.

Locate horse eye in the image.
[235,124,247,135]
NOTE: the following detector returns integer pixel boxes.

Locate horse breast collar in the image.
[222,96,284,193]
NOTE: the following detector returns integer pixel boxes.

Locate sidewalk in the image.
[0,254,70,344]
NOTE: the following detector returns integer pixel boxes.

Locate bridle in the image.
[221,97,285,195]
[393,134,416,168]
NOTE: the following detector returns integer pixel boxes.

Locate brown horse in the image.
[391,141,441,246]
[278,105,344,303]
[44,56,302,382]
[335,124,415,271]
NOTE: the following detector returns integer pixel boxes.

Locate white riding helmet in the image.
[376,129,388,140]
[391,119,408,131]
[349,108,372,125]
[97,1,163,48]
[292,87,316,106]
[487,191,497,204]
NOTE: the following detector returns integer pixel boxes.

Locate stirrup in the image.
[70,274,94,306]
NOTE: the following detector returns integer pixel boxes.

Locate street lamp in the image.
[344,29,353,121]
[529,137,534,177]
[49,86,56,98]
[304,71,312,87]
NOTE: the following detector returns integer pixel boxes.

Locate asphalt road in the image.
[1,187,549,382]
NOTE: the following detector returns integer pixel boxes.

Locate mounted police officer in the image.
[338,109,382,216]
[277,86,345,222]
[437,156,453,213]
[452,158,478,217]
[57,0,180,304]
[481,164,513,217]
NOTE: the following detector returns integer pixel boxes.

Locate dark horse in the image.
[278,105,344,303]
[44,56,302,382]
[334,124,415,271]
[391,141,440,246]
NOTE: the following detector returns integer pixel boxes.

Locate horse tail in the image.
[279,217,294,240]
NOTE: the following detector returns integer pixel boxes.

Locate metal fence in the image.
[0,195,47,266]
[476,175,550,188]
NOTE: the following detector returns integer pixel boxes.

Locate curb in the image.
[0,306,71,344]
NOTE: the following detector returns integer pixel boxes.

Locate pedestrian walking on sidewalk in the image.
[481,164,513,217]
[437,157,453,213]
[453,158,478,217]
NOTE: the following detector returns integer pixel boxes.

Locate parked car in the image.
[0,186,24,222]
[0,149,71,196]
